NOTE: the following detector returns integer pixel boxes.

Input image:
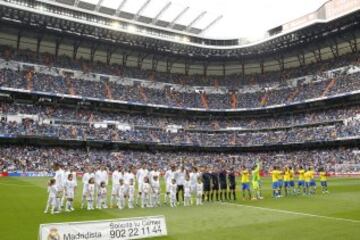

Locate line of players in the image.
[239,165,329,201]
[44,163,238,214]
[44,162,329,214]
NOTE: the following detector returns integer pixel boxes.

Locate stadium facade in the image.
[0,0,360,172]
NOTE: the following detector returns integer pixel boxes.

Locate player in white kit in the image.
[136,163,148,206]
[169,178,177,207]
[44,179,57,214]
[164,165,176,205]
[65,174,77,212]
[127,179,135,209]
[196,177,204,205]
[53,163,65,211]
[190,167,200,204]
[184,174,192,206]
[141,177,151,208]
[151,175,161,207]
[117,179,126,209]
[97,181,108,209]
[86,177,95,210]
[81,167,94,209]
[124,167,135,197]
[111,166,122,208]
[95,166,108,206]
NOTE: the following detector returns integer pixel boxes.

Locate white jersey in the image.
[136,168,149,184]
[124,172,135,185]
[196,183,203,196]
[48,185,57,198]
[95,170,109,185]
[165,170,176,185]
[128,184,135,199]
[151,179,160,194]
[82,172,94,194]
[98,187,107,198]
[150,170,160,179]
[65,171,77,186]
[118,185,126,199]
[112,170,122,185]
[184,180,192,197]
[142,182,151,194]
[87,184,95,200]
[176,170,186,186]
[190,172,200,186]
[65,179,77,198]
[54,169,65,189]
[169,182,177,197]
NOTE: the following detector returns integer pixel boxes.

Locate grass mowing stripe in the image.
[220,202,360,224]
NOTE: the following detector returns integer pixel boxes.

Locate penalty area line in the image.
[220,202,360,224]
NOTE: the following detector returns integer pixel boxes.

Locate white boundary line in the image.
[0,182,35,187]
[221,202,360,224]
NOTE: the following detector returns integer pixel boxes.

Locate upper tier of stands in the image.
[0,57,359,110]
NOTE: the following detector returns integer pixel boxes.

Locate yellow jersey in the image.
[289,170,295,181]
[309,170,315,180]
[278,171,283,181]
[284,170,291,181]
[319,172,327,181]
[304,171,311,182]
[298,169,305,181]
[241,170,250,183]
[270,170,280,182]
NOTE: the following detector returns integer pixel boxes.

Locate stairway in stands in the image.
[321,79,337,97]
[260,93,269,106]
[149,131,160,142]
[200,92,209,109]
[229,91,238,109]
[229,132,236,145]
[139,85,148,102]
[25,71,33,91]
[287,86,301,102]
[104,81,113,99]
[65,77,76,95]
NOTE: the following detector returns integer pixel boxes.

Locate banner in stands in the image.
[39,215,167,240]
[8,171,53,177]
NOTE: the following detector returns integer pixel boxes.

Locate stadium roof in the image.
[59,0,329,40]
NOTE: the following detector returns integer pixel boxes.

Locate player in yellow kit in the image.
[270,166,280,198]
[241,166,251,200]
[304,168,311,195]
[283,166,291,197]
[297,166,306,194]
[319,168,329,194]
[289,166,295,194]
[309,166,317,194]
[277,169,284,197]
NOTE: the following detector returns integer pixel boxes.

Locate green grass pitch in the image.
[0,177,360,240]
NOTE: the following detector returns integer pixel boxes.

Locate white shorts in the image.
[48,196,56,206]
[191,185,197,194]
[137,182,143,192]
[82,184,88,196]
[66,191,74,199]
[112,184,119,195]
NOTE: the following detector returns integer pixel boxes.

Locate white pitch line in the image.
[221,202,360,224]
[0,182,35,187]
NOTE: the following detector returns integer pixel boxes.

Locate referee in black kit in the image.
[202,165,211,202]
[210,166,220,201]
[219,167,228,201]
[228,167,236,200]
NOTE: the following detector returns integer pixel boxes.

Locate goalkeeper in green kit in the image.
[251,160,263,200]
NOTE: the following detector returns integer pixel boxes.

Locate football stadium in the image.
[0,0,360,239]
